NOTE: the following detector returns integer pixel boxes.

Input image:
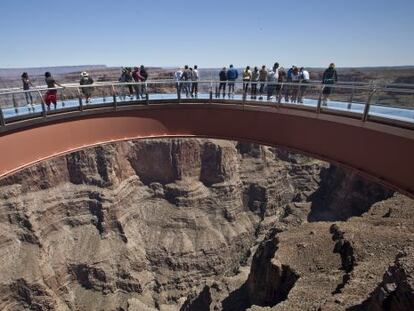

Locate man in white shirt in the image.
[267,68,276,100]
[191,65,199,97]
[175,68,183,97]
[298,67,310,103]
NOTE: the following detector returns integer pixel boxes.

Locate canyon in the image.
[0,138,412,310]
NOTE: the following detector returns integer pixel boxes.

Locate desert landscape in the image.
[0,138,412,310]
[1,65,414,88]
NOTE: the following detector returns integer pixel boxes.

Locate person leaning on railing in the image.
[44,72,63,110]
[21,72,34,109]
[79,72,94,104]
[118,67,134,100]
[322,63,338,105]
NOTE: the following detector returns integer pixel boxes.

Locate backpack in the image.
[81,77,93,85]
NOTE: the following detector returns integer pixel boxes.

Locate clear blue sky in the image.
[1,0,413,68]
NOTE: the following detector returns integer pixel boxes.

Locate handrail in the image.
[1,78,414,93]
[0,80,413,132]
[1,80,414,96]
[0,81,413,102]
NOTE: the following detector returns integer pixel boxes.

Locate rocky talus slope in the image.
[0,139,412,311]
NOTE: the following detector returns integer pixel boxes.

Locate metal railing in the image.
[0,80,413,130]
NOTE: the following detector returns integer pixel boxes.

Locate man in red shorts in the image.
[44,72,63,109]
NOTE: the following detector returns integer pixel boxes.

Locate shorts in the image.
[45,90,57,105]
[323,86,332,95]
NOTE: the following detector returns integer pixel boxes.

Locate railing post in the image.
[145,92,149,105]
[362,88,376,122]
[145,82,149,105]
[60,88,65,107]
[37,90,47,117]
[347,85,355,110]
[0,107,5,127]
[77,88,83,111]
[209,81,213,103]
[101,85,107,103]
[316,86,325,113]
[111,85,117,110]
[177,82,181,103]
[277,83,283,105]
[12,94,18,115]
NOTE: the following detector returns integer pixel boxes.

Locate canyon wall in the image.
[0,138,411,311]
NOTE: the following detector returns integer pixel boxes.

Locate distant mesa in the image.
[0,65,108,78]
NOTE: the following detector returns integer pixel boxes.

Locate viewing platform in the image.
[0,80,413,197]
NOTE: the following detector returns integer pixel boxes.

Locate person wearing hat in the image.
[118,67,134,100]
[80,72,94,104]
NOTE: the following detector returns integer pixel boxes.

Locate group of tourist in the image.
[239,63,311,102]
[20,66,149,109]
[217,63,317,103]
[217,64,239,98]
[175,62,338,104]
[19,63,338,109]
[174,65,199,98]
[118,66,149,100]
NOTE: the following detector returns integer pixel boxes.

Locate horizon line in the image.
[1,64,414,70]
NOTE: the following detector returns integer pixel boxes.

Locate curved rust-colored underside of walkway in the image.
[1,103,414,197]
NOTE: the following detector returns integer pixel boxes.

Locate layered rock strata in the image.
[0,138,411,311]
